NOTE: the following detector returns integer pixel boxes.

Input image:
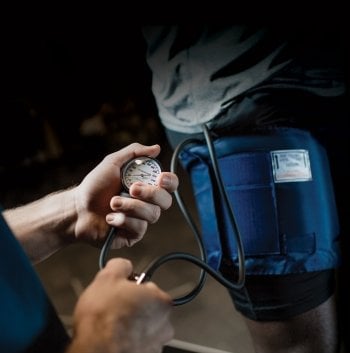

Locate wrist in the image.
[3,187,78,262]
[65,328,120,353]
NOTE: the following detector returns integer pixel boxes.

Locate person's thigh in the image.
[243,295,338,353]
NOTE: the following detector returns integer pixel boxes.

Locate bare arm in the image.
[3,143,178,263]
[3,188,76,262]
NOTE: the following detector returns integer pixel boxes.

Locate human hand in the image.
[67,258,174,353]
[73,143,178,248]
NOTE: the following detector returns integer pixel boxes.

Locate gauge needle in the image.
[138,169,151,175]
[130,171,151,177]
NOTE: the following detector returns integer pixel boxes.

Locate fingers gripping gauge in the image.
[121,156,162,192]
[99,156,162,270]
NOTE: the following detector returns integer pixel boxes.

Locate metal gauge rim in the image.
[121,156,162,192]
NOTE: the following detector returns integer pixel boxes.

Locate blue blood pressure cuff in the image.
[179,127,341,275]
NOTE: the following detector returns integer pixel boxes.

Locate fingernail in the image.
[106,214,115,223]
[160,175,171,188]
[130,184,142,197]
[106,213,125,224]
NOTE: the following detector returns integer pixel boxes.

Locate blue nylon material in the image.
[218,152,280,257]
[179,128,340,275]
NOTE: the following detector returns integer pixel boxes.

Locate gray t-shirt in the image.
[142,25,345,134]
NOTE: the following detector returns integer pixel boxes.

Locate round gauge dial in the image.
[121,156,162,192]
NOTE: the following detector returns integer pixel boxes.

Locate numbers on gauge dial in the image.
[121,156,162,191]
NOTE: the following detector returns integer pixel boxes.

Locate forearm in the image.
[2,188,77,263]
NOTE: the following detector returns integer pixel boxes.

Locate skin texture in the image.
[66,258,174,353]
[244,295,339,353]
[3,143,178,262]
[3,142,178,353]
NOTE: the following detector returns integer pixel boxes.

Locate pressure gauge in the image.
[121,156,162,192]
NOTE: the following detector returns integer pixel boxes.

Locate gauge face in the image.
[121,156,162,191]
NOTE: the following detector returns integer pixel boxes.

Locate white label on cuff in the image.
[271,149,312,183]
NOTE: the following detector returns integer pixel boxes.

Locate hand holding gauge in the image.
[99,156,163,270]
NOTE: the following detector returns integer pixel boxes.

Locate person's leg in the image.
[224,269,339,353]
[166,102,344,353]
[243,295,339,353]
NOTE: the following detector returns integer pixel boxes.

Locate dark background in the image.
[1,24,167,207]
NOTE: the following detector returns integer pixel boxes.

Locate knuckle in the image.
[129,142,141,149]
[150,206,161,224]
